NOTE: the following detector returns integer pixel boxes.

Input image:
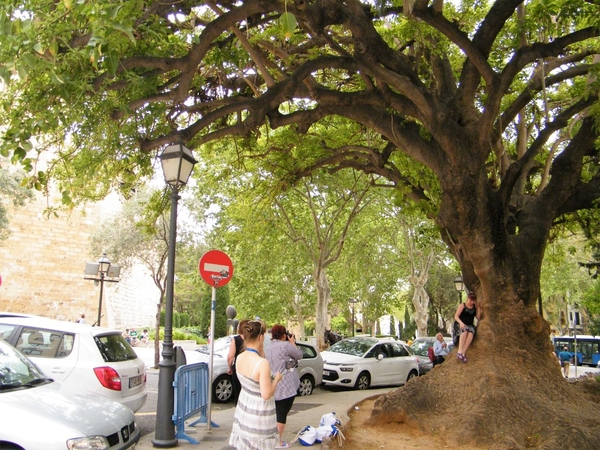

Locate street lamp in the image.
[84,253,120,326]
[349,298,358,337]
[153,143,197,448]
[454,276,465,303]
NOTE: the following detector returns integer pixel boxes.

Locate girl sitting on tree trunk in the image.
[454,293,482,363]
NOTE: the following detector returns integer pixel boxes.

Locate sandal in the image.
[275,442,291,449]
[462,355,468,363]
[457,352,464,362]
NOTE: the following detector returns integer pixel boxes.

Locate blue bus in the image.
[552,335,600,367]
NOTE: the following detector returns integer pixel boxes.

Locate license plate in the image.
[129,374,142,388]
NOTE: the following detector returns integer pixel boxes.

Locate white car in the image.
[186,334,323,403]
[321,336,419,390]
[0,315,147,412]
[0,338,140,449]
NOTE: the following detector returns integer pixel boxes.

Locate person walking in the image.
[265,324,303,449]
[559,345,572,378]
[229,320,283,450]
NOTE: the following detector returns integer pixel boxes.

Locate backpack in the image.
[427,346,435,362]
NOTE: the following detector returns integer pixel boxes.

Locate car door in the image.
[17,327,78,382]
[371,343,396,385]
[390,342,412,382]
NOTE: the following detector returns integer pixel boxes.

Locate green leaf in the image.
[50,70,65,85]
[33,42,44,54]
[279,12,297,39]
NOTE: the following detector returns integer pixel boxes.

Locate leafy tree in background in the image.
[3,0,600,445]
[0,167,34,242]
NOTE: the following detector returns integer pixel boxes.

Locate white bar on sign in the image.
[204,262,230,273]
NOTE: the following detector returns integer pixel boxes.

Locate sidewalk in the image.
[136,386,393,449]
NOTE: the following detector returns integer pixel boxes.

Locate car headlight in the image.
[339,365,355,372]
[67,436,110,449]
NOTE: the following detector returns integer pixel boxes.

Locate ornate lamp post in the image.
[454,276,465,303]
[152,143,197,448]
[84,253,120,326]
[349,298,358,337]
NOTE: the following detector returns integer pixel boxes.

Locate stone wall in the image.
[0,190,159,329]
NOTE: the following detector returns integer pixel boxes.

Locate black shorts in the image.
[275,395,296,424]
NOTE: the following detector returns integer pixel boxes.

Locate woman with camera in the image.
[265,324,303,449]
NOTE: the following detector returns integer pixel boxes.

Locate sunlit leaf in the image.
[280,12,297,39]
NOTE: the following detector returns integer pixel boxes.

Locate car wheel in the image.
[298,375,315,396]
[213,374,233,403]
[354,372,370,390]
[406,370,418,382]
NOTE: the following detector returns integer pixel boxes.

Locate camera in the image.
[286,331,294,340]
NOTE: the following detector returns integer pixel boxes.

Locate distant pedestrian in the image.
[559,345,572,378]
[75,314,86,324]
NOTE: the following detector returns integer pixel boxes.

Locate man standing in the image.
[76,314,85,324]
[558,345,571,378]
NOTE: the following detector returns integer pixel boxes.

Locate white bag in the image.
[293,425,317,446]
[319,412,342,428]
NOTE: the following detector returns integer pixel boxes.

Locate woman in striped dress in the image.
[229,320,283,450]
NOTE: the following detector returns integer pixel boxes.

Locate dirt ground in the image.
[329,396,481,450]
[327,361,600,450]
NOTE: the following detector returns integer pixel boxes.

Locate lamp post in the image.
[454,276,465,303]
[84,253,120,327]
[153,143,197,448]
[349,298,358,337]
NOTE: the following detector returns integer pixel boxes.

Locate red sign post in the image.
[198,249,234,286]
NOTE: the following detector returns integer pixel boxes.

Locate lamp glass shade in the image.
[159,144,197,187]
[98,254,111,273]
[454,276,464,292]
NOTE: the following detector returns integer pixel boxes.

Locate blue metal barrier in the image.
[172,362,219,444]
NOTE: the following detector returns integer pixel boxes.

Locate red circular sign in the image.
[198,250,234,286]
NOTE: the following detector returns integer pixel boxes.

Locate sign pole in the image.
[207,285,217,430]
[198,249,234,431]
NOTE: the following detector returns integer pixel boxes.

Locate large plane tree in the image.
[1,0,600,447]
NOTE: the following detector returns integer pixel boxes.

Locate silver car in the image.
[0,315,147,412]
[0,338,140,449]
[186,335,323,403]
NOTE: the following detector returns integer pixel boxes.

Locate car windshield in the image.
[410,340,431,357]
[328,337,379,357]
[94,333,139,362]
[197,336,231,355]
[0,339,52,391]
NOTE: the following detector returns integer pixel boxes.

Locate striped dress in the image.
[228,359,277,450]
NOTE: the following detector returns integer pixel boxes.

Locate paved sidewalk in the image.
[136,386,393,449]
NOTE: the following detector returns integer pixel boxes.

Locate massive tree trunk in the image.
[314,264,331,350]
[369,121,600,448]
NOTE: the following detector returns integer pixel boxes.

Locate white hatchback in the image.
[0,315,147,412]
[321,336,419,390]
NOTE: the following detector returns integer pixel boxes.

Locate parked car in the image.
[410,336,454,375]
[0,315,147,412]
[321,336,419,390]
[0,338,140,449]
[186,334,323,403]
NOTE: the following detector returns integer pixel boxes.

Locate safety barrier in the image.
[172,362,219,444]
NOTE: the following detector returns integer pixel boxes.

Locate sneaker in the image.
[275,442,291,449]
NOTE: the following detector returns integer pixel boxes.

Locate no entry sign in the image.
[198,250,234,286]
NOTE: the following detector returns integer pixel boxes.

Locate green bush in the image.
[331,315,349,335]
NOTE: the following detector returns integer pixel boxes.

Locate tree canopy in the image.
[2,0,600,447]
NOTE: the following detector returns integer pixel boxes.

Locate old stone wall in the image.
[0,191,158,329]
